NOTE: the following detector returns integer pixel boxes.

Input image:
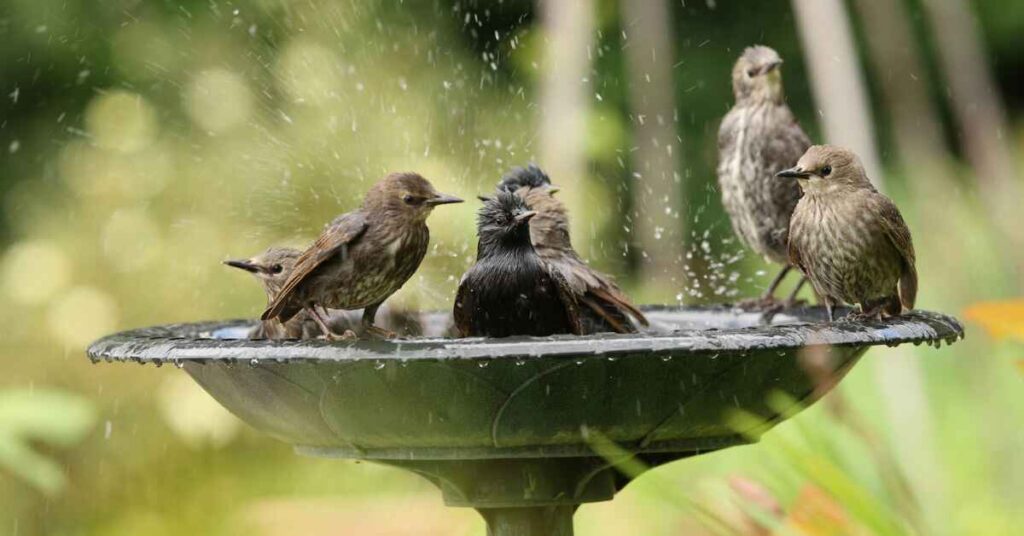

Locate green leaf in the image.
[0,388,96,494]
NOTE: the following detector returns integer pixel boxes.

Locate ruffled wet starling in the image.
[453,189,583,338]
[499,164,648,333]
[262,172,462,339]
[717,46,812,306]
[779,145,917,322]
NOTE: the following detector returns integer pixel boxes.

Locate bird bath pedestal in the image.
[87,306,963,535]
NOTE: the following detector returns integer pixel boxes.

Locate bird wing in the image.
[261,211,369,321]
[541,251,648,331]
[875,194,917,310]
[452,270,475,337]
[548,268,584,336]
[787,216,806,275]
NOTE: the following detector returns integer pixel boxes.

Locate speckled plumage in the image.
[718,46,810,268]
[499,165,648,334]
[454,190,583,338]
[782,146,917,320]
[261,172,462,338]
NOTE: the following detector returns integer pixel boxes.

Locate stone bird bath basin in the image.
[87,306,963,535]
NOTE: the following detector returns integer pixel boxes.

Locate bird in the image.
[453,189,583,338]
[778,145,917,322]
[261,172,462,339]
[717,45,812,309]
[498,164,648,333]
[224,247,320,339]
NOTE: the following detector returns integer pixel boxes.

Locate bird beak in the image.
[547,186,561,195]
[514,210,538,223]
[224,259,260,273]
[425,193,464,206]
[776,167,810,179]
[763,59,783,74]
[477,195,493,203]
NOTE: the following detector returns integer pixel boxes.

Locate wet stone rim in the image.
[86,306,965,364]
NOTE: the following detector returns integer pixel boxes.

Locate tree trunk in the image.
[851,0,956,188]
[920,0,1024,283]
[791,0,884,189]
[537,0,594,239]
[620,0,684,286]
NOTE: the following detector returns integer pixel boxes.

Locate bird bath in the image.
[87,306,962,535]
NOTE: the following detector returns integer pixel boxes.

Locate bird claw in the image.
[841,311,883,323]
[322,329,357,341]
[736,296,786,312]
[363,325,397,340]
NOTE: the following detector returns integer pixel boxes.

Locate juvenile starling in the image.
[453,190,583,338]
[717,45,811,307]
[224,247,319,339]
[498,164,648,333]
[262,172,462,339]
[779,145,917,322]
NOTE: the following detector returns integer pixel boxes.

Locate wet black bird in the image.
[780,145,917,322]
[262,172,462,339]
[717,46,811,308]
[453,190,583,338]
[497,164,648,334]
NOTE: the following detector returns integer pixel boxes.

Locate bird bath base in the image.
[87,306,963,535]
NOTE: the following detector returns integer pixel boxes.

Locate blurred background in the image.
[1,0,1022,534]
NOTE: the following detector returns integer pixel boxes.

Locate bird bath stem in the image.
[479,506,575,536]
[87,306,963,535]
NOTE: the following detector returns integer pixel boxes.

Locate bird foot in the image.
[841,310,884,323]
[322,329,357,341]
[363,325,397,340]
[735,296,784,312]
[756,298,808,325]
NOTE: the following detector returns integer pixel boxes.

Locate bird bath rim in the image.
[85,305,964,535]
[86,305,964,365]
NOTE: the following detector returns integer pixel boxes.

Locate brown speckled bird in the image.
[779,145,917,322]
[224,247,320,339]
[498,165,648,334]
[717,45,811,307]
[261,173,462,339]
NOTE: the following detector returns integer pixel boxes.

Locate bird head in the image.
[776,145,874,194]
[365,172,463,222]
[224,246,301,298]
[517,185,572,250]
[476,189,537,256]
[732,45,785,104]
[497,164,554,193]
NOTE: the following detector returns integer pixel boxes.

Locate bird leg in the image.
[846,296,900,323]
[783,276,808,307]
[309,306,355,340]
[824,298,836,323]
[758,273,812,324]
[361,303,397,340]
[738,265,792,310]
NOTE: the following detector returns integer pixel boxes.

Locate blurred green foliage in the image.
[1,0,1023,535]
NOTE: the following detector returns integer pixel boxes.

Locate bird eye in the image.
[403,194,423,205]
[821,165,832,177]
[270,264,283,274]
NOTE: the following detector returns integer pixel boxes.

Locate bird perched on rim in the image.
[497,164,648,334]
[261,172,462,339]
[453,189,583,338]
[779,145,917,322]
[225,247,321,339]
[717,45,811,308]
